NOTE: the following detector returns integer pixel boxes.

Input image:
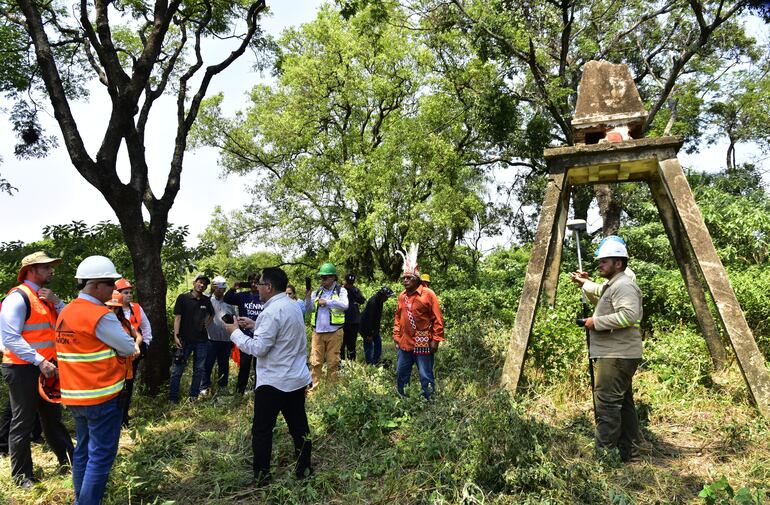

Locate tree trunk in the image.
[571,185,594,221]
[115,213,171,395]
[594,184,622,236]
[131,238,170,395]
[726,139,736,172]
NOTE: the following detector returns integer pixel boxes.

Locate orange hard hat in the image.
[115,278,133,291]
[105,290,124,307]
[39,369,62,403]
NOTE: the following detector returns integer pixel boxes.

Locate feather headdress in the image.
[396,243,420,277]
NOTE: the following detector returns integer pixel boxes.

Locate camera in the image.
[173,347,186,365]
[222,313,235,324]
[576,318,586,327]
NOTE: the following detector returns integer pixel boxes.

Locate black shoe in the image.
[252,471,272,487]
[15,477,36,490]
[296,466,314,480]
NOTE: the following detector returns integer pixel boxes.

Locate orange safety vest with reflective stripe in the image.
[55,298,127,406]
[118,318,136,380]
[2,284,58,365]
[128,303,142,334]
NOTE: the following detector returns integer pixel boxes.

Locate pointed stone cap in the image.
[572,60,648,143]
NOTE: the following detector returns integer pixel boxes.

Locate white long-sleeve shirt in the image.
[230,292,311,392]
[0,281,65,365]
[122,305,153,345]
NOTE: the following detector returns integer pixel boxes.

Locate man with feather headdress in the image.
[392,244,444,399]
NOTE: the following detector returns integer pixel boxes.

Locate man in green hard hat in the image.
[304,262,349,389]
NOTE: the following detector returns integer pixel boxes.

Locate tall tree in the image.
[3,0,267,392]
[193,2,508,278]
[704,60,770,172]
[417,0,758,235]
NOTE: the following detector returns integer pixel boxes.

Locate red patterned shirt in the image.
[393,285,444,352]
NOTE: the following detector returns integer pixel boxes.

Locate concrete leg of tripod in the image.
[502,172,569,393]
[658,158,770,419]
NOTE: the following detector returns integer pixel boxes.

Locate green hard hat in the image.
[318,262,337,276]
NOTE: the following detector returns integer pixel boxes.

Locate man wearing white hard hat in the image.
[0,251,73,488]
[575,236,636,301]
[200,276,236,396]
[55,255,137,504]
[569,237,643,462]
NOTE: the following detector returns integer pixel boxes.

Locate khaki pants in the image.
[310,328,344,386]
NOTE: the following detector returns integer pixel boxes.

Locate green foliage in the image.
[693,170,770,266]
[729,266,770,355]
[699,476,767,505]
[645,324,713,392]
[192,2,510,278]
[0,221,199,300]
[529,303,587,383]
[318,366,408,444]
[703,60,770,170]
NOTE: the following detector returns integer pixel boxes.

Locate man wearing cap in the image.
[55,255,137,504]
[393,244,444,400]
[569,237,643,462]
[201,276,236,395]
[340,274,366,362]
[0,251,73,488]
[359,286,394,365]
[419,273,434,292]
[114,278,152,426]
[169,275,215,403]
[305,262,348,388]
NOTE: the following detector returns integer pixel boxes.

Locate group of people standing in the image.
[165,245,445,485]
[0,233,644,502]
[1,252,145,504]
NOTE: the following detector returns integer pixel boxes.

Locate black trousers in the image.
[252,385,311,478]
[121,359,141,427]
[1,400,43,453]
[1,364,73,481]
[340,323,359,360]
[237,353,256,394]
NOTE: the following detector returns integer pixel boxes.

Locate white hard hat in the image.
[212,275,227,288]
[75,256,122,280]
[595,237,628,259]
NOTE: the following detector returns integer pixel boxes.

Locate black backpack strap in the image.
[2,288,32,321]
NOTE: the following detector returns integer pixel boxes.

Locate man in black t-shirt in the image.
[168,275,214,403]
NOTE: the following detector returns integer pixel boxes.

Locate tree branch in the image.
[16,0,96,182]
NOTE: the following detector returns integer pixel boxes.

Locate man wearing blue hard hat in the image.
[569,236,643,462]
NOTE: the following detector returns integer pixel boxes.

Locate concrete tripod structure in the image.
[500,61,770,419]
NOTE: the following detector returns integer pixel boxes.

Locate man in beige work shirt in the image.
[570,236,643,462]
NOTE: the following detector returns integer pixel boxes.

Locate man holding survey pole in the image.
[569,233,643,462]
